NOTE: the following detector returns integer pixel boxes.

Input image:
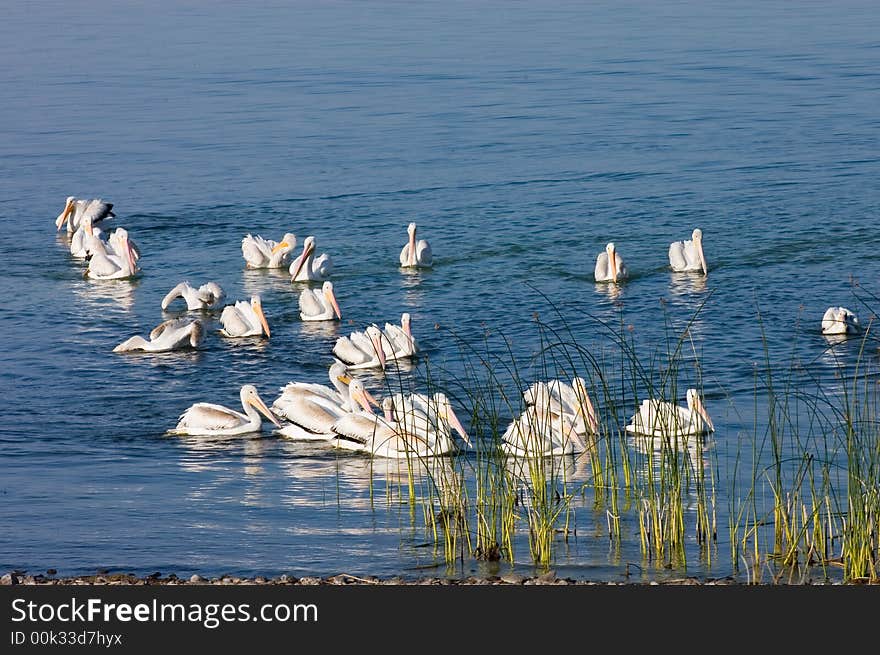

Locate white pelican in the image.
[56,196,115,234]
[161,281,226,311]
[219,295,270,338]
[289,236,333,282]
[241,232,297,269]
[299,281,342,321]
[625,388,714,438]
[86,228,139,280]
[821,306,861,336]
[332,324,387,370]
[399,222,433,269]
[594,242,627,283]
[113,318,205,353]
[275,376,376,442]
[669,228,708,275]
[501,377,598,457]
[380,312,417,360]
[168,384,281,437]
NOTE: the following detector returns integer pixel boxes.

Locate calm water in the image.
[2,0,879,582]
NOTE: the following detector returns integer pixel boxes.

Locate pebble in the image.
[500,573,526,584]
[1,573,14,585]
[189,574,204,583]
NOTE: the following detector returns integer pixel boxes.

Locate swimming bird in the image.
[299,281,342,321]
[273,361,354,413]
[161,281,226,311]
[399,222,433,269]
[289,236,333,282]
[821,306,861,336]
[332,324,387,370]
[113,318,205,353]
[274,375,376,442]
[669,228,708,275]
[55,196,115,234]
[241,232,297,269]
[380,312,417,360]
[219,295,270,338]
[625,388,714,438]
[86,228,139,280]
[594,242,627,283]
[501,377,598,457]
[389,392,471,454]
[69,216,105,259]
[168,384,281,437]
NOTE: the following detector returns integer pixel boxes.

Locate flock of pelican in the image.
[60,198,859,460]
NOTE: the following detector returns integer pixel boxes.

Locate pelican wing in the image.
[594,252,610,281]
[276,395,346,434]
[81,199,115,227]
[298,289,325,318]
[220,304,252,337]
[87,252,123,278]
[332,335,370,365]
[175,403,245,431]
[241,234,273,267]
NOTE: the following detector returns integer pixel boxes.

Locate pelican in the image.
[399,222,433,269]
[299,281,342,321]
[86,228,139,280]
[821,306,861,336]
[669,228,708,275]
[55,196,115,234]
[113,318,205,353]
[501,377,598,457]
[241,232,297,269]
[625,388,714,438]
[289,236,333,282]
[380,312,417,360]
[219,295,271,338]
[161,281,226,311]
[275,376,376,442]
[594,242,627,283]
[168,384,281,436]
[332,324,387,370]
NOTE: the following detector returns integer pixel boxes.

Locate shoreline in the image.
[3,571,870,586]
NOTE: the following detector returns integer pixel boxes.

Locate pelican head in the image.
[322,281,342,320]
[605,242,618,282]
[251,295,271,338]
[692,228,707,276]
[289,235,316,281]
[271,232,297,255]
[56,196,76,230]
[686,388,714,432]
[241,384,282,428]
[401,312,412,335]
[347,379,376,414]
[407,222,417,236]
[434,393,471,445]
[366,324,387,370]
[571,377,599,433]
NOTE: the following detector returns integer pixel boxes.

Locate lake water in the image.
[2,0,879,583]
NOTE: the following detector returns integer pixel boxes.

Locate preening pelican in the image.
[380,312,417,360]
[168,384,281,436]
[821,306,861,336]
[161,281,226,311]
[501,377,598,457]
[219,295,270,338]
[594,242,627,283]
[399,222,433,269]
[241,232,297,269]
[669,228,707,275]
[275,375,376,442]
[289,236,333,282]
[56,196,115,234]
[332,324,387,370]
[625,388,714,438]
[274,361,354,413]
[86,228,139,280]
[113,318,205,353]
[299,281,342,321]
